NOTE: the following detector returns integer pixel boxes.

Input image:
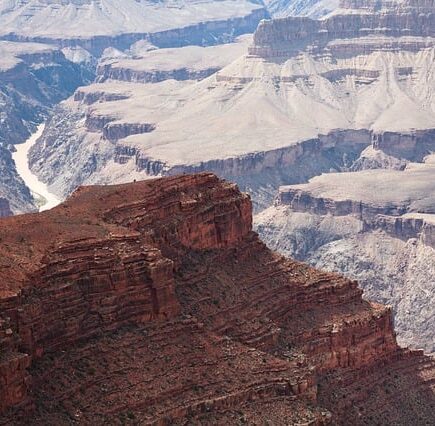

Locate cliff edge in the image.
[0,173,434,424]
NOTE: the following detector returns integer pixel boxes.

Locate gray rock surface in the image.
[0,41,92,213]
[255,150,435,353]
[29,0,435,213]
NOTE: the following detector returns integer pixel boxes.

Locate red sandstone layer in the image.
[0,173,434,424]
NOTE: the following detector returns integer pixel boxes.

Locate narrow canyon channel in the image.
[13,123,61,212]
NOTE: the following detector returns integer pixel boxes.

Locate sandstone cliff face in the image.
[0,174,434,424]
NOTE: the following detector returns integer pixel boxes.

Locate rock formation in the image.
[29,0,435,211]
[0,173,434,424]
[255,159,435,352]
[0,0,267,55]
[96,36,252,84]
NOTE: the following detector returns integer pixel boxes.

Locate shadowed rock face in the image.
[0,198,11,217]
[0,41,93,214]
[0,173,434,424]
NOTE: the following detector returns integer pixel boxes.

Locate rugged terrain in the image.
[0,41,91,213]
[0,0,267,54]
[25,0,435,353]
[256,154,435,353]
[29,0,435,211]
[0,173,434,424]
[0,1,268,214]
[251,0,435,353]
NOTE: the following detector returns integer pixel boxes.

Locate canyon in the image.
[29,0,435,210]
[0,40,92,213]
[0,2,434,421]
[0,1,269,214]
[19,0,435,353]
[0,173,434,424]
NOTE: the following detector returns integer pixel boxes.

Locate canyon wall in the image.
[0,8,267,56]
[252,0,435,57]
[0,174,434,424]
[0,198,11,217]
[256,158,435,352]
[0,41,93,214]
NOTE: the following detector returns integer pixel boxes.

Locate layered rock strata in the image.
[256,159,435,352]
[0,1,267,55]
[0,173,434,424]
[96,36,252,84]
[29,0,435,211]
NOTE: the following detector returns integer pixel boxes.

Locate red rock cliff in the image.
[0,173,434,425]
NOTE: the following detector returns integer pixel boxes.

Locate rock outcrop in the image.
[0,173,434,424]
[256,158,435,352]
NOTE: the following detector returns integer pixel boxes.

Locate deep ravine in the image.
[12,124,61,212]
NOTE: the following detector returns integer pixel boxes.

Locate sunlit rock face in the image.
[255,154,435,353]
[253,0,435,354]
[31,0,435,211]
[1,174,434,424]
[0,0,268,54]
[23,0,435,357]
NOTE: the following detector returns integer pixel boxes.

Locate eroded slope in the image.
[0,173,434,424]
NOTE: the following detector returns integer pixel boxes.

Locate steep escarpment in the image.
[30,0,435,212]
[256,159,435,352]
[0,1,267,55]
[251,0,435,58]
[0,174,434,424]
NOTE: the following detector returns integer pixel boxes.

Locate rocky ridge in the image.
[256,153,435,352]
[0,0,267,55]
[0,173,434,424]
